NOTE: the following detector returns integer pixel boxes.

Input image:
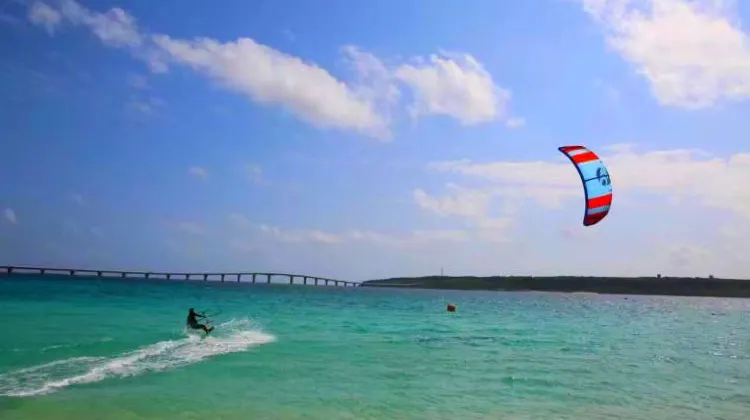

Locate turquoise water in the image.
[1,275,749,419]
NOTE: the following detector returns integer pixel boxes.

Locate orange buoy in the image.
[446,303,456,312]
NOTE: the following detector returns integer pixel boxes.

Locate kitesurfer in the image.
[186,308,213,333]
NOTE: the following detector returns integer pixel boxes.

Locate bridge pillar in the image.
[221,274,225,282]
[70,270,75,276]
[304,276,308,285]
[166,274,171,280]
[145,273,150,279]
[252,274,256,283]
[267,274,271,284]
[121,272,126,278]
[289,275,293,285]
[40,269,45,275]
[96,271,102,277]
[6,267,12,274]
[203,274,208,281]
[237,274,242,283]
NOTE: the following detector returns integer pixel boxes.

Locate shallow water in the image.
[1,275,749,419]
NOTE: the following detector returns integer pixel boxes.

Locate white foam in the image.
[0,318,275,397]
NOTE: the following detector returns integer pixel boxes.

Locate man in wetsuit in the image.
[186,308,213,334]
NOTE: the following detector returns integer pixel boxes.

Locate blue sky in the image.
[2,0,749,281]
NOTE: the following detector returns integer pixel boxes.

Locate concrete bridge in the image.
[0,265,359,287]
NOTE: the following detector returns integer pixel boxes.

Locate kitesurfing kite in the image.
[557,145,612,227]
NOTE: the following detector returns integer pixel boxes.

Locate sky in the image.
[1,0,750,282]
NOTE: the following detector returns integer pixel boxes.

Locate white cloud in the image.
[228,214,472,248]
[211,148,750,278]
[394,52,512,125]
[341,45,401,113]
[413,184,515,242]
[413,184,491,220]
[188,166,207,179]
[427,159,580,210]
[28,1,61,34]
[259,224,346,244]
[55,0,142,48]
[582,0,750,108]
[27,1,165,71]
[421,144,750,276]
[26,1,518,138]
[428,146,750,219]
[347,229,472,247]
[4,208,17,224]
[152,35,391,140]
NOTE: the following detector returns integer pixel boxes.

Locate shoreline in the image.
[360,275,750,298]
[5,270,750,299]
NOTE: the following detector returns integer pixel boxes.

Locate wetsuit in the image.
[186,308,212,333]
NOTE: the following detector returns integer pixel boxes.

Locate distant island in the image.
[360,275,750,298]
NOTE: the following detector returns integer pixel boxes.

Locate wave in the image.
[39,337,114,352]
[0,318,275,397]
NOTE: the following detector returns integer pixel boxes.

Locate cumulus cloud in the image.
[216,144,750,277]
[27,0,164,72]
[582,0,750,108]
[258,224,346,245]
[227,214,473,248]
[394,52,512,125]
[413,185,513,234]
[429,145,750,219]
[420,144,750,277]
[200,143,750,278]
[28,1,61,34]
[152,35,391,139]
[26,1,517,139]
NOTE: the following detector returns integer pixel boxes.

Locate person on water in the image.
[186,308,213,333]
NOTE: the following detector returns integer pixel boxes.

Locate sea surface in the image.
[1,275,749,419]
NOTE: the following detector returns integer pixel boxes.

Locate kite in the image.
[558,145,612,227]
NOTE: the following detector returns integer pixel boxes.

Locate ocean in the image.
[1,275,748,419]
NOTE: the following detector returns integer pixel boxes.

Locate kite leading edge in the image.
[558,145,612,227]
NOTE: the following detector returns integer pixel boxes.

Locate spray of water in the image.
[0,318,275,397]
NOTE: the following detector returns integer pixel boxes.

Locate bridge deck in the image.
[1,265,359,287]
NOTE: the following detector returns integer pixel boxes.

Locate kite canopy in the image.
[558,145,612,226]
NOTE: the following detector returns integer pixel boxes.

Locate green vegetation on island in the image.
[360,275,750,298]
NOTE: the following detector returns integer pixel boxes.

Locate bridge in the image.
[0,265,360,287]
